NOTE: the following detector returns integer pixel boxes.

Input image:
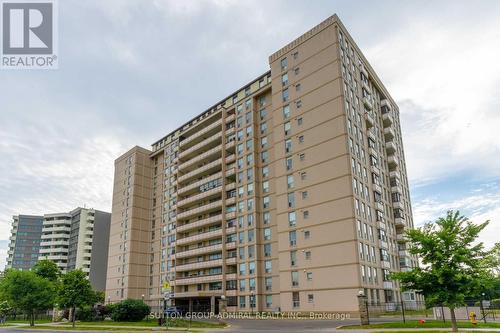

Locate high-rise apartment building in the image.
[6,215,44,270]
[6,208,111,291]
[105,14,420,314]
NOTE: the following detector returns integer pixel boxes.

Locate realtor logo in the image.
[1,0,58,69]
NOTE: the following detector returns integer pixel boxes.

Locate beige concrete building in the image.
[105,14,420,314]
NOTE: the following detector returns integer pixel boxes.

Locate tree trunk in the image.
[72,306,76,328]
[450,307,458,332]
[30,310,34,327]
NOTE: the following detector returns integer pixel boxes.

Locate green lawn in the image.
[56,318,225,328]
[2,318,52,325]
[339,320,500,329]
[15,326,166,331]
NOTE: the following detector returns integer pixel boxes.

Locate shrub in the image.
[111,299,150,322]
[491,298,500,308]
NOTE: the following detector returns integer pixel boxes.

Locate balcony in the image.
[384,127,395,141]
[177,159,222,184]
[370,165,380,175]
[360,65,368,78]
[379,240,389,249]
[382,112,394,127]
[177,199,223,220]
[399,250,411,258]
[395,217,405,227]
[383,281,393,289]
[391,183,403,194]
[365,113,374,128]
[392,201,404,210]
[40,240,68,247]
[179,145,222,171]
[373,183,382,194]
[174,273,223,286]
[381,99,392,110]
[177,214,223,232]
[375,201,384,212]
[176,228,223,246]
[368,147,377,158]
[386,142,396,155]
[363,96,373,111]
[377,220,386,230]
[175,258,223,272]
[389,170,400,180]
[180,119,222,148]
[42,225,71,233]
[178,172,222,196]
[174,243,223,259]
[172,290,223,298]
[177,186,222,208]
[388,155,399,170]
[381,260,391,269]
[362,80,371,93]
[179,132,222,161]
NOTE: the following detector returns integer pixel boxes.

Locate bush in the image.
[111,299,150,322]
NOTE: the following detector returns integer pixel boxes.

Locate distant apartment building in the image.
[105,14,420,314]
[6,208,111,291]
[6,215,44,270]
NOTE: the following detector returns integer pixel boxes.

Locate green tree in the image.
[111,299,150,322]
[392,211,495,332]
[32,259,61,283]
[0,300,11,324]
[57,269,95,328]
[0,270,55,326]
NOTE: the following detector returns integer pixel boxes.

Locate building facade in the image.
[6,215,44,270]
[6,208,111,291]
[105,14,420,314]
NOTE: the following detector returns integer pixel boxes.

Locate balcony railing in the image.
[384,127,395,141]
[174,273,223,286]
[179,145,222,170]
[176,228,223,246]
[178,159,222,184]
[177,199,223,220]
[177,186,222,208]
[383,112,394,127]
[365,113,374,128]
[180,119,222,148]
[175,258,223,272]
[179,132,222,160]
[174,243,223,259]
[386,142,396,155]
[177,214,223,232]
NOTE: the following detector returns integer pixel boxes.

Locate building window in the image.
[263,196,270,209]
[282,88,289,102]
[281,57,288,71]
[304,230,310,239]
[305,251,311,260]
[289,230,297,247]
[286,157,293,171]
[308,294,314,303]
[306,272,313,281]
[285,139,292,153]
[283,105,290,119]
[263,212,270,224]
[287,192,295,208]
[282,73,289,86]
[292,292,300,308]
[303,210,309,219]
[266,295,272,308]
[264,228,271,241]
[297,117,303,126]
[284,121,291,136]
[290,250,297,266]
[265,277,272,291]
[298,135,304,143]
[291,271,299,287]
[239,295,246,308]
[301,191,308,199]
[287,175,294,189]
[265,260,272,273]
[264,243,271,257]
[299,153,305,161]
[293,51,298,59]
[288,211,296,227]
[295,83,301,92]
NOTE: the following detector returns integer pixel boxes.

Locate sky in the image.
[1,0,499,269]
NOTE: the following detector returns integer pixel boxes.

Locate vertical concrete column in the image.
[210,296,215,314]
[219,296,228,313]
[357,294,369,325]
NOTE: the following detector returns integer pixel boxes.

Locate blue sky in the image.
[1,0,499,269]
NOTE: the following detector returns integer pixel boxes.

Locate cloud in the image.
[412,182,500,248]
[363,8,500,184]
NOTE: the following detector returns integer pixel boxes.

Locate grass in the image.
[339,320,500,329]
[3,318,52,324]
[57,318,225,328]
[14,326,196,331]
